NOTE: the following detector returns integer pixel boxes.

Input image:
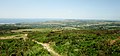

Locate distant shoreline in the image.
[0,23,15,24]
[0,18,120,24]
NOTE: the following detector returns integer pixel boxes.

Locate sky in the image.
[0,0,120,20]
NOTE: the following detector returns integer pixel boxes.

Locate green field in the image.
[0,20,120,56]
[28,30,120,56]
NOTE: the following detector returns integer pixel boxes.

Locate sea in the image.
[0,18,63,24]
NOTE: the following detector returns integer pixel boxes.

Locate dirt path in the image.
[32,39,60,56]
[0,34,60,56]
[0,34,28,40]
[109,36,120,45]
[0,36,23,39]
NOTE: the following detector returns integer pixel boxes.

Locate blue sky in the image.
[0,0,120,20]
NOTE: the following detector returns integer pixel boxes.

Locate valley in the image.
[0,19,120,56]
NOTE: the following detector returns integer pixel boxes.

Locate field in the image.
[0,20,120,56]
[28,30,120,56]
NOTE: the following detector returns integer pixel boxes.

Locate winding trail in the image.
[32,39,60,56]
[0,34,61,56]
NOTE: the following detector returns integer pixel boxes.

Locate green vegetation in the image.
[0,20,120,56]
[28,30,120,56]
[0,39,51,56]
